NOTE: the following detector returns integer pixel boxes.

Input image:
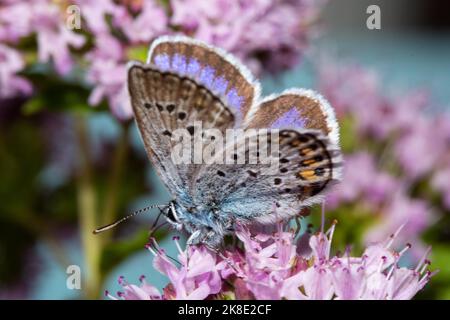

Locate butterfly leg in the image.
[185,230,201,269]
[202,242,242,276]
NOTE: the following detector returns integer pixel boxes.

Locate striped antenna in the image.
[93,204,166,234]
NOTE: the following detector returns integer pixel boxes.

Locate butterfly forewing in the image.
[148,36,261,126]
[128,36,260,203]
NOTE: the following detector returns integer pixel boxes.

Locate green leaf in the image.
[339,116,358,153]
[22,97,45,115]
[126,45,148,62]
[416,244,450,299]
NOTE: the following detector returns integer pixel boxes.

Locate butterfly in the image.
[97,35,342,249]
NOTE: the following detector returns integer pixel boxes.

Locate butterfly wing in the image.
[193,90,342,224]
[128,36,260,204]
[245,88,340,145]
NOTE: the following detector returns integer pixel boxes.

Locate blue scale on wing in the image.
[154,52,246,124]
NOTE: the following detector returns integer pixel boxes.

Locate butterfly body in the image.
[128,36,342,248]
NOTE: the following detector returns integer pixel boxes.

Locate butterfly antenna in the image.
[93,204,166,234]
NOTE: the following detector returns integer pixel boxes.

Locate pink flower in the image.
[171,0,324,74]
[1,0,85,75]
[86,34,132,120]
[2,0,324,119]
[280,223,436,300]
[106,275,162,300]
[120,1,168,44]
[327,152,399,209]
[108,219,436,300]
[394,118,446,180]
[36,24,85,75]
[318,61,382,117]
[222,224,300,300]
[79,1,167,120]
[0,1,34,42]
[73,0,124,36]
[431,167,450,209]
[365,193,435,260]
[0,44,32,98]
[318,60,431,141]
[86,58,131,120]
[151,237,222,300]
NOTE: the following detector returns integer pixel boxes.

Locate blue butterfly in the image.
[95,36,342,249]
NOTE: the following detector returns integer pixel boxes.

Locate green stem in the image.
[75,114,101,299]
[101,123,129,245]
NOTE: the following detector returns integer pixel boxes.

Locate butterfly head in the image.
[162,201,184,231]
[162,201,229,249]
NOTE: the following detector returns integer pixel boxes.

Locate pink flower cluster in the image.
[0,0,84,97]
[318,60,450,259]
[170,0,325,74]
[0,0,322,119]
[319,61,450,184]
[0,0,85,74]
[107,222,435,300]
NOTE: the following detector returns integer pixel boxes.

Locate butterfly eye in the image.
[165,207,178,223]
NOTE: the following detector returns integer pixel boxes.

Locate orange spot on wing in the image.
[299,170,315,180]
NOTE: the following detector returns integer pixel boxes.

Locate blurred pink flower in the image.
[0,1,34,42]
[2,0,325,119]
[171,0,324,74]
[327,152,434,259]
[319,58,448,262]
[0,44,32,98]
[109,220,435,300]
[86,34,132,120]
[365,193,435,260]
[318,61,431,141]
[120,1,168,44]
[394,118,446,180]
[36,25,85,75]
[318,62,382,117]
[77,1,168,120]
[73,0,124,36]
[432,167,450,209]
[0,0,85,75]
[326,152,399,209]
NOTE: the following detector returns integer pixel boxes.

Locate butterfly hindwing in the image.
[193,127,341,224]
[245,88,340,146]
[192,90,341,224]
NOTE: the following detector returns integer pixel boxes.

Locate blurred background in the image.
[0,0,449,299]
